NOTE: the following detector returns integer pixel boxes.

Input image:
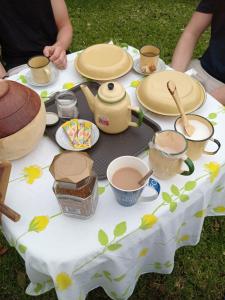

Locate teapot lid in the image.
[98,81,126,103]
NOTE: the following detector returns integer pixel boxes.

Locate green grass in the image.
[1,0,224,299]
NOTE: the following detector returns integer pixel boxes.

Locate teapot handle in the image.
[128,106,144,127]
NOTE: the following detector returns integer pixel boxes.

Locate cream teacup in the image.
[28,56,51,84]
[174,114,221,161]
[149,130,194,180]
[140,45,160,74]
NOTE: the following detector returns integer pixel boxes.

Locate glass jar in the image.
[53,172,98,219]
[55,91,79,119]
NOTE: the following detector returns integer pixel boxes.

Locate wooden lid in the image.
[0,80,41,138]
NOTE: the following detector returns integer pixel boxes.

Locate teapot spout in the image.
[80,84,95,113]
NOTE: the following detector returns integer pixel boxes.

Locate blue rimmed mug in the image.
[107,156,160,207]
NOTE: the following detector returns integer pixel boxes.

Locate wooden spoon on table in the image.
[0,161,21,222]
[167,80,195,137]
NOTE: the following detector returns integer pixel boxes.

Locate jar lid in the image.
[49,152,93,183]
[98,81,126,103]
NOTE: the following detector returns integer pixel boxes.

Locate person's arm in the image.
[43,0,73,69]
[210,85,225,105]
[0,62,7,79]
[171,12,212,72]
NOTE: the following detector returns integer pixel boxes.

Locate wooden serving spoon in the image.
[167,80,195,137]
[138,169,153,186]
[0,161,21,222]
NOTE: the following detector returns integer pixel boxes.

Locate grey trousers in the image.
[188,59,224,94]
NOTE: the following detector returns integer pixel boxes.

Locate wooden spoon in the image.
[0,161,21,222]
[167,80,195,137]
[138,169,153,186]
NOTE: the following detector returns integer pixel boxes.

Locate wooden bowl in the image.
[0,80,46,160]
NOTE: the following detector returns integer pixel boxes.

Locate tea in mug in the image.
[112,167,142,190]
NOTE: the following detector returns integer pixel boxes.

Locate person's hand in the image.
[43,44,67,69]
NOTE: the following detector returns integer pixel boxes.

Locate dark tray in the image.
[45,82,161,179]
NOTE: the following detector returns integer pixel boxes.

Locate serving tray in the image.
[45,82,161,179]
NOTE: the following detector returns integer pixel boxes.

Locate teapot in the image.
[80,81,143,134]
[0,80,46,160]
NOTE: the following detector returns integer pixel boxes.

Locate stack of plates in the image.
[75,44,133,81]
[136,70,206,116]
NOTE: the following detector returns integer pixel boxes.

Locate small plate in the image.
[133,57,166,75]
[25,66,59,87]
[55,119,100,151]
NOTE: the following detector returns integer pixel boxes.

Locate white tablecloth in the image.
[2,45,225,300]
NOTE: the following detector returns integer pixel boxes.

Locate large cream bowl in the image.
[75,44,133,81]
[136,70,206,116]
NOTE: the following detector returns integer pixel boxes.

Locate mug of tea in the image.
[140,45,160,74]
[107,156,160,207]
[28,55,51,84]
[149,130,194,180]
[174,114,221,161]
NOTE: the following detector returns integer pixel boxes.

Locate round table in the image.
[2,45,225,300]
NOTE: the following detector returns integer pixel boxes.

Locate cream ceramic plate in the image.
[25,67,59,87]
[55,119,100,151]
[133,57,166,75]
[75,44,133,81]
[136,70,206,116]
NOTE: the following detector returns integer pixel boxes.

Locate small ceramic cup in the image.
[149,130,195,180]
[140,45,160,74]
[28,55,51,84]
[107,156,160,207]
[174,114,221,160]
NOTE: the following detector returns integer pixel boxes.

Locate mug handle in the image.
[43,68,51,81]
[203,138,221,155]
[139,178,161,202]
[180,158,195,176]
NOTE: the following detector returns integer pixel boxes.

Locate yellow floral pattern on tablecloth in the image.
[139,248,149,257]
[56,272,72,291]
[139,214,158,230]
[204,162,220,183]
[63,82,75,90]
[213,206,225,213]
[130,80,141,88]
[23,165,43,184]
[28,216,49,233]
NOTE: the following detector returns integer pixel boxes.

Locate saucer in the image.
[25,67,59,87]
[133,57,166,76]
[55,119,100,151]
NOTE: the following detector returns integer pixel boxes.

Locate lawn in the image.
[1,0,225,299]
